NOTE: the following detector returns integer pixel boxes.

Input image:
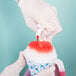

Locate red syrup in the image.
[29,35,54,53]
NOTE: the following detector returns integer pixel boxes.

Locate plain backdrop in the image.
[0,0,76,76]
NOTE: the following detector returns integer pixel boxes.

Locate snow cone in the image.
[23,36,66,76]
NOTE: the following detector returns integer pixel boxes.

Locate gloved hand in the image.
[17,0,62,42]
[0,51,26,76]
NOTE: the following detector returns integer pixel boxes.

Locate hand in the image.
[17,0,62,42]
[0,51,26,76]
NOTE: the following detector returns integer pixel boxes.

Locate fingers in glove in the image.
[25,16,38,32]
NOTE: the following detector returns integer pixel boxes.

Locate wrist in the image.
[15,59,26,73]
[18,0,43,8]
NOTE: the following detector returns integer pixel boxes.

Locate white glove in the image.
[17,0,62,42]
[18,0,62,41]
[18,0,62,42]
[0,51,26,76]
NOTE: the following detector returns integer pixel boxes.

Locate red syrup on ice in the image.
[29,35,54,53]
